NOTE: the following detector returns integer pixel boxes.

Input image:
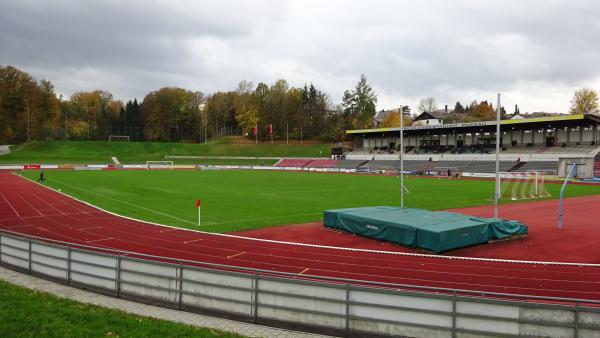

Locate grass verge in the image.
[0,137,331,164]
[0,279,245,338]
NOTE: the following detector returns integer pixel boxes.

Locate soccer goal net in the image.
[500,170,551,201]
[146,161,174,170]
[108,135,130,142]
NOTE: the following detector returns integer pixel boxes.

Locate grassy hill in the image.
[0,137,332,164]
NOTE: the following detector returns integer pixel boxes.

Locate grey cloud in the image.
[1,0,599,113]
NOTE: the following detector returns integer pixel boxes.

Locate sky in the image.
[1,0,600,114]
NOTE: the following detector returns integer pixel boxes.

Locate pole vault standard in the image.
[400,106,404,209]
[494,93,501,218]
[558,163,577,229]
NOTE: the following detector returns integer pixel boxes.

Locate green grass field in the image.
[21,170,600,233]
[0,280,244,338]
[0,137,331,164]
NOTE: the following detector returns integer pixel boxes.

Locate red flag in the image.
[268,123,273,135]
[195,199,201,208]
[253,124,258,136]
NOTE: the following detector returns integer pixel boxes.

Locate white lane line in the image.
[79,226,103,231]
[87,237,115,243]
[227,252,246,259]
[298,268,310,275]
[183,238,203,244]
[0,192,21,218]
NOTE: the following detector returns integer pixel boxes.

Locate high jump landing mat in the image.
[323,207,528,253]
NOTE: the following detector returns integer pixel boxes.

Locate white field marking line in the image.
[15,172,600,268]
[209,212,321,225]
[254,190,356,208]
[47,178,197,226]
[298,268,310,275]
[227,252,246,259]
[0,192,21,217]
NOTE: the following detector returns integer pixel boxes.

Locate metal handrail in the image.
[2,228,599,307]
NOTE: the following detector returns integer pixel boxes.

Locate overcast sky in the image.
[2,0,599,114]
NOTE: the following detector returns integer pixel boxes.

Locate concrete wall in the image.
[2,232,600,338]
[558,158,595,178]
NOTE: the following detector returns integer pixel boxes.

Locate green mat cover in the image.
[323,207,527,253]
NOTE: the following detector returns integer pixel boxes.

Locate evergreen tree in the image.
[454,101,465,114]
[342,74,377,129]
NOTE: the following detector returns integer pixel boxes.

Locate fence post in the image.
[28,240,32,274]
[178,262,184,310]
[66,247,72,285]
[345,282,350,333]
[253,273,259,323]
[574,300,580,338]
[115,254,122,297]
[452,291,457,338]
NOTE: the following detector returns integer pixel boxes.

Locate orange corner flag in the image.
[195,199,201,208]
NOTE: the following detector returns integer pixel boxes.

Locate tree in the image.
[0,66,61,143]
[67,90,118,139]
[454,101,465,115]
[381,111,412,127]
[569,88,599,115]
[141,87,203,142]
[463,100,495,122]
[417,97,438,113]
[233,81,258,135]
[342,74,377,129]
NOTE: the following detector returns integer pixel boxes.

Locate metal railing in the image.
[1,229,599,338]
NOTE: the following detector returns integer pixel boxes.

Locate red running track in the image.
[237,196,600,264]
[1,172,600,301]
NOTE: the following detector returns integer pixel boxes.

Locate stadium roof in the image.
[346,114,598,134]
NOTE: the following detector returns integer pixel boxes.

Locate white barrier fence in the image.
[1,231,599,337]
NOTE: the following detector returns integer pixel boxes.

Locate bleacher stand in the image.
[518,161,559,173]
[336,160,368,169]
[275,159,312,167]
[305,160,338,168]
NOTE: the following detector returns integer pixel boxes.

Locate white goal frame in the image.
[146,161,174,170]
[108,135,130,142]
[500,170,550,200]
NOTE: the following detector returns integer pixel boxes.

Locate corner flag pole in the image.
[196,199,201,226]
[494,93,501,218]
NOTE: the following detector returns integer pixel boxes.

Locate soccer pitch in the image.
[21,170,600,233]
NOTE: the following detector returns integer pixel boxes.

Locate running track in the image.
[1,172,599,302]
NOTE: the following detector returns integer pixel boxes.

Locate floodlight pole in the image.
[64,110,68,141]
[27,99,30,143]
[400,106,404,209]
[494,93,501,218]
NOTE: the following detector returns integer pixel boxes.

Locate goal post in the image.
[146,161,174,170]
[108,135,130,142]
[500,170,551,201]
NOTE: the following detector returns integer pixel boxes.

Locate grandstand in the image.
[275,158,339,168]
[344,113,600,178]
